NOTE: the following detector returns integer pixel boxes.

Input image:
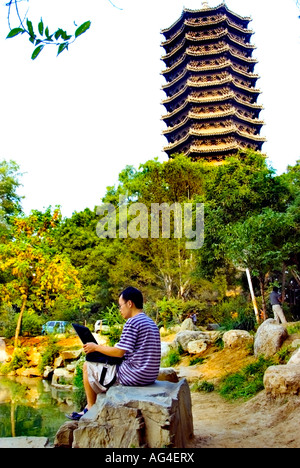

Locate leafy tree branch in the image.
[5,0,91,59]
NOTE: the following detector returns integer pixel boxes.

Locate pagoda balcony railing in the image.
[161,93,263,120]
[186,29,227,42]
[185,16,253,35]
[187,141,239,154]
[161,25,185,47]
[162,93,263,120]
[182,45,257,63]
[228,32,255,49]
[162,110,265,134]
[162,77,260,104]
[162,59,258,87]
[162,39,186,60]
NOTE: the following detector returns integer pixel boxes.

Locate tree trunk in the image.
[281,263,287,304]
[291,268,300,287]
[259,274,267,321]
[14,296,27,349]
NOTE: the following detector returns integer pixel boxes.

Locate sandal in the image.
[66,407,88,421]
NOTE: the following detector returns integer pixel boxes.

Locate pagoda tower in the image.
[161,2,265,161]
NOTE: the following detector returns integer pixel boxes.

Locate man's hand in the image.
[83,342,98,354]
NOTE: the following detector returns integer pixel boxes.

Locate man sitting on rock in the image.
[68,287,161,420]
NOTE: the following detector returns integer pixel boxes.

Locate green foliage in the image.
[218,356,276,400]
[189,356,205,366]
[213,296,257,331]
[287,323,300,335]
[0,153,299,336]
[73,355,86,409]
[38,337,61,373]
[21,310,43,336]
[191,380,215,393]
[0,347,29,374]
[161,349,181,368]
[100,303,125,345]
[6,1,91,60]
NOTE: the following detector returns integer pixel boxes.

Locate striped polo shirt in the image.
[115,312,161,386]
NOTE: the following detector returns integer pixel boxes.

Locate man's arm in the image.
[83,342,126,358]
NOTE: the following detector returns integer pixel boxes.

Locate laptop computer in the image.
[72,323,123,365]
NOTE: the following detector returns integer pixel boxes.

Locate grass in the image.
[191,380,215,393]
[161,349,181,368]
[218,355,277,401]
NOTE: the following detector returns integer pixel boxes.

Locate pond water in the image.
[0,376,78,443]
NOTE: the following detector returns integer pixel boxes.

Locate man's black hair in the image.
[119,287,143,309]
[273,286,279,293]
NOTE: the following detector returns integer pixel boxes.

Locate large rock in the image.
[264,364,300,397]
[55,379,193,448]
[180,318,197,331]
[157,367,179,383]
[174,330,220,352]
[0,338,8,363]
[288,348,300,366]
[254,319,288,357]
[0,437,49,448]
[223,330,254,349]
[187,340,207,355]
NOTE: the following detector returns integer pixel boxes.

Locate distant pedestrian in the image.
[189,312,197,325]
[269,286,287,324]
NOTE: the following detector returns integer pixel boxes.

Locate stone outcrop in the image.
[0,338,8,363]
[223,330,254,349]
[174,330,221,352]
[54,379,193,448]
[254,319,288,357]
[264,364,300,397]
[263,347,300,398]
[0,437,50,449]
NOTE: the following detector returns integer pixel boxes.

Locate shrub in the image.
[189,356,205,366]
[191,380,215,393]
[218,355,276,400]
[73,355,86,408]
[38,337,61,373]
[0,347,29,374]
[213,295,256,331]
[161,349,181,368]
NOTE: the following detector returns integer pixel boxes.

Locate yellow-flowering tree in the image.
[0,208,83,348]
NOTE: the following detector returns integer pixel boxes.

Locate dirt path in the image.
[189,391,300,448]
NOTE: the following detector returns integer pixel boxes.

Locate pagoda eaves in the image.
[161,3,265,161]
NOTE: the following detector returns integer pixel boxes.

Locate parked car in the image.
[42,321,69,335]
[94,319,110,334]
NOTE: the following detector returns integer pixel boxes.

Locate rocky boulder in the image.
[288,348,300,366]
[223,330,254,349]
[55,379,193,448]
[174,330,220,352]
[264,364,300,397]
[180,318,197,332]
[187,340,207,355]
[0,338,8,363]
[254,319,288,357]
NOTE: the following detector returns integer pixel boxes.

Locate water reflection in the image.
[0,376,77,442]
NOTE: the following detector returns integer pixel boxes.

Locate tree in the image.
[0,208,83,347]
[197,150,289,279]
[224,208,296,320]
[0,159,23,241]
[100,155,207,300]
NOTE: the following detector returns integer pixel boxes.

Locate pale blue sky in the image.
[0,0,299,217]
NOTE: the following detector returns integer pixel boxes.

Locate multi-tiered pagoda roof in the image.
[161,2,265,161]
